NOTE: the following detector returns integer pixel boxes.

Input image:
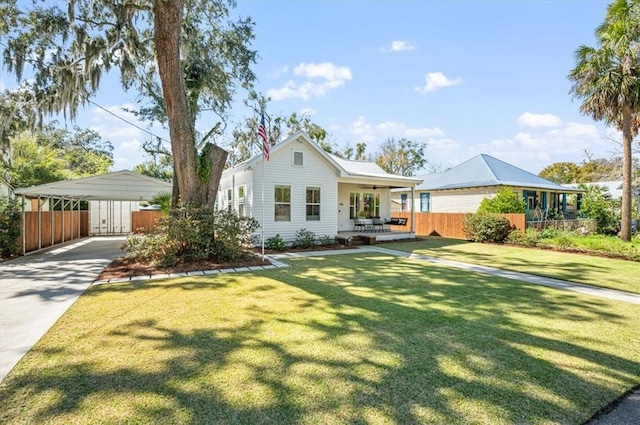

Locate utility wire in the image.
[0,41,170,144]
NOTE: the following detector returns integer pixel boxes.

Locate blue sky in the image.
[2,0,619,175]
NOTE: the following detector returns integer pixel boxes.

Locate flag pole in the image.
[261,139,265,261]
[257,108,270,262]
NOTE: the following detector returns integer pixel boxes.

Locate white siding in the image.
[431,188,498,212]
[222,143,339,243]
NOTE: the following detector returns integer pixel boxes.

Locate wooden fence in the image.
[22,211,89,253]
[390,212,526,239]
[131,210,164,232]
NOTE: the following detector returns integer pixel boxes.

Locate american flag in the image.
[258,111,269,161]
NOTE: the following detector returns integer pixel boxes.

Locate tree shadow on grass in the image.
[0,253,638,424]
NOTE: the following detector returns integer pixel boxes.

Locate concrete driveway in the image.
[0,236,125,382]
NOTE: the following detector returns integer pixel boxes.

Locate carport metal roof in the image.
[13,170,172,201]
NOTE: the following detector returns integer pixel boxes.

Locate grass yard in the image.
[1,252,639,424]
[384,237,640,295]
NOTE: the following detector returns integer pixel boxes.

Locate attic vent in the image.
[293,151,304,166]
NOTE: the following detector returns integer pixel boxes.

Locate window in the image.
[227,188,233,212]
[238,185,245,217]
[400,194,408,212]
[350,192,380,218]
[293,151,304,166]
[306,187,320,221]
[420,192,431,212]
[274,185,291,221]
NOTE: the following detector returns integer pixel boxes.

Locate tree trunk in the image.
[153,0,200,205]
[198,143,228,207]
[620,106,633,241]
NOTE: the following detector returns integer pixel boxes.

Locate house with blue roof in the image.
[393,154,583,217]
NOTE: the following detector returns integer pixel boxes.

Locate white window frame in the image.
[274,185,291,222]
[306,187,321,221]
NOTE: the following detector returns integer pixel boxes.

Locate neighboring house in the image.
[393,154,583,218]
[564,181,622,200]
[219,131,422,242]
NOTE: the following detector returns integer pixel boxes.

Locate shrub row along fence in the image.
[390,212,526,239]
[22,211,89,253]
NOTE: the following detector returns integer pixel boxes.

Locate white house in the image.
[393,154,583,219]
[218,131,422,242]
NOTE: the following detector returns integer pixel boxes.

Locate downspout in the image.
[37,195,42,250]
[50,197,53,247]
[21,195,25,255]
[61,197,65,243]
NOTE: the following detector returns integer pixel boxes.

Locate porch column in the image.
[562,194,567,212]
[21,195,26,255]
[37,195,42,250]
[410,186,415,234]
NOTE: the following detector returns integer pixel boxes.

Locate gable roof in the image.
[225,131,422,186]
[413,154,583,193]
[13,170,172,201]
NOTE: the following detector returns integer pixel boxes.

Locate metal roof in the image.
[225,131,422,187]
[414,154,583,193]
[13,170,172,201]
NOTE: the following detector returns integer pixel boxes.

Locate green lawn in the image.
[384,237,640,295]
[1,252,639,424]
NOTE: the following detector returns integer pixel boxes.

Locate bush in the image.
[0,196,21,258]
[319,234,337,246]
[477,187,526,214]
[506,228,540,247]
[123,206,259,266]
[463,213,512,243]
[294,228,317,248]
[265,234,287,251]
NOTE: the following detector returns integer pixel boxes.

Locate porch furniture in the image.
[354,218,367,232]
[372,217,384,232]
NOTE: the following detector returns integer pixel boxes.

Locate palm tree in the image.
[569,0,640,241]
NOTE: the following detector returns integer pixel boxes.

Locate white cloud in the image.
[381,40,416,52]
[518,112,562,128]
[293,62,352,82]
[267,62,352,101]
[266,65,289,79]
[466,121,608,173]
[416,72,462,93]
[348,117,444,144]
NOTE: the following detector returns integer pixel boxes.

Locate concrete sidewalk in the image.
[0,236,125,382]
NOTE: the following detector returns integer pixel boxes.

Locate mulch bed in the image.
[97,243,356,281]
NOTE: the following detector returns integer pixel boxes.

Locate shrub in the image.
[477,187,526,214]
[123,206,259,266]
[463,213,512,243]
[579,184,619,234]
[319,234,337,246]
[506,228,540,247]
[294,228,317,248]
[0,196,21,258]
[265,234,287,251]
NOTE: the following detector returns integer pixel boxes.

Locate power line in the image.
[0,41,170,144]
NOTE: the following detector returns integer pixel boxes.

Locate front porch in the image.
[337,230,415,245]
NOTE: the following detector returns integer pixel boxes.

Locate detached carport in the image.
[13,170,172,255]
